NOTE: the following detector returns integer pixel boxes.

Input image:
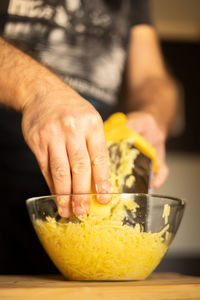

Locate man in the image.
[0,0,178,273]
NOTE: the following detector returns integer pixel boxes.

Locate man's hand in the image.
[126,111,168,189]
[0,38,111,217]
[22,90,111,217]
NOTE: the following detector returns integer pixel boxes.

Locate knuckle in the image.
[45,122,58,136]
[39,121,58,138]
[92,154,109,166]
[62,116,76,132]
[55,166,66,178]
[29,130,39,145]
[72,159,91,174]
[51,162,67,180]
[88,111,102,127]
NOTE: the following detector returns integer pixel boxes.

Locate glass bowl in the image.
[26,193,185,281]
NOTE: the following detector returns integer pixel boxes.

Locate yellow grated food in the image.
[162,204,171,225]
[125,175,135,188]
[34,214,169,281]
[108,139,139,193]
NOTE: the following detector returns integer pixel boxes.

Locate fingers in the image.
[29,138,55,195]
[127,112,165,145]
[152,143,168,189]
[127,112,145,135]
[127,111,168,188]
[66,135,91,216]
[39,162,55,195]
[49,139,72,218]
[152,161,168,189]
[87,127,111,204]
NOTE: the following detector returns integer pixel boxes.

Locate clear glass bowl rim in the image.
[26,193,185,207]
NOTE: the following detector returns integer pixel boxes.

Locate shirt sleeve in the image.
[130,0,152,27]
[0,0,9,33]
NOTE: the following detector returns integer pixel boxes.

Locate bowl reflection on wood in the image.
[26,193,185,281]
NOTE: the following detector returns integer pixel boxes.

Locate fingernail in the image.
[95,180,112,204]
[73,206,87,216]
[96,194,111,204]
[58,207,71,218]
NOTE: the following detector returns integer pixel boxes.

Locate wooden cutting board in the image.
[0,273,200,300]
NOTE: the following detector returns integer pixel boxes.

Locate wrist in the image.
[0,38,76,112]
[20,73,76,113]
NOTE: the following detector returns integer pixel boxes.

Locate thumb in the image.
[152,161,168,189]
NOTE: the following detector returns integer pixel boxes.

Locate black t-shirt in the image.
[0,0,151,105]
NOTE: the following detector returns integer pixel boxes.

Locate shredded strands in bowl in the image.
[34,215,169,281]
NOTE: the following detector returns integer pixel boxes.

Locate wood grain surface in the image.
[0,273,200,300]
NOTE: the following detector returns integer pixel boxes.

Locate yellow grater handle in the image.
[104,113,158,172]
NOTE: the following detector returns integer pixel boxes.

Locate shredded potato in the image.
[34,215,169,280]
[162,204,171,225]
[108,139,139,193]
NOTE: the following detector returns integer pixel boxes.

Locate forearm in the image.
[0,37,74,112]
[124,75,178,136]
[123,26,179,136]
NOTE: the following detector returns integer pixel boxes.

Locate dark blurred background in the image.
[150,0,200,276]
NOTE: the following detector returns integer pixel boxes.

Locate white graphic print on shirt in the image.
[4,0,134,104]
